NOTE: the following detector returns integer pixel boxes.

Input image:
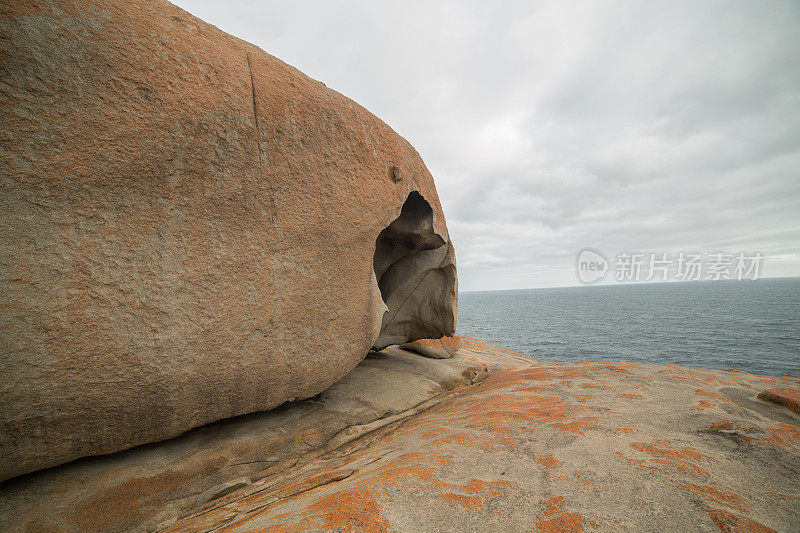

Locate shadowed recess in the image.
[372,191,457,350]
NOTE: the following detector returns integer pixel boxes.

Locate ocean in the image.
[456,277,800,377]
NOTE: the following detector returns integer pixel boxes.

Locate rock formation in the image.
[1,339,798,532]
[372,192,457,350]
[401,335,462,359]
[0,0,456,481]
[167,356,800,532]
[0,341,505,532]
[3,2,796,532]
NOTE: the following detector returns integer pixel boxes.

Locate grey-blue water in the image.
[457,278,800,377]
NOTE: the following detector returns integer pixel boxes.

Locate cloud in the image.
[174,0,800,290]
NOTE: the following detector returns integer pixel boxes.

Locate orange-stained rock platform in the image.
[2,338,799,532]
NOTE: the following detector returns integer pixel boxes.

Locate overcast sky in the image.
[174,0,800,291]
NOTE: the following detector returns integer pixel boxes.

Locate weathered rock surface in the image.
[373,193,457,350]
[758,388,800,415]
[402,335,462,359]
[163,351,800,532]
[0,0,456,481]
[2,338,797,532]
[0,339,527,532]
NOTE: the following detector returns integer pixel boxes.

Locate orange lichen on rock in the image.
[757,388,800,415]
[693,389,737,411]
[614,451,649,470]
[535,496,586,533]
[629,441,712,477]
[630,442,711,462]
[696,399,719,411]
[707,508,776,533]
[440,479,516,511]
[619,393,644,399]
[551,416,600,434]
[423,431,520,451]
[708,420,734,431]
[364,453,442,486]
[297,488,392,532]
[421,428,448,439]
[581,382,611,390]
[534,454,559,468]
[679,482,750,512]
[238,452,450,531]
[762,491,800,501]
[516,386,550,393]
[542,496,565,517]
[439,493,485,510]
[442,391,588,434]
[481,366,587,389]
[659,368,743,386]
[759,423,800,449]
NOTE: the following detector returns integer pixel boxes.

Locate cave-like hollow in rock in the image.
[371,191,457,350]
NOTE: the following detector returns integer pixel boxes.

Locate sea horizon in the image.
[459,275,800,294]
[457,277,800,377]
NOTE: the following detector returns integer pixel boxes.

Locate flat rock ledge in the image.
[0,338,524,532]
[2,340,799,532]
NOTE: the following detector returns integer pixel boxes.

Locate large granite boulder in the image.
[0,0,456,481]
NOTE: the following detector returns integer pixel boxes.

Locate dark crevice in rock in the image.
[245,52,261,154]
[372,191,457,350]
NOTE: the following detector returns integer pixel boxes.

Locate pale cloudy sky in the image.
[173,0,800,291]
